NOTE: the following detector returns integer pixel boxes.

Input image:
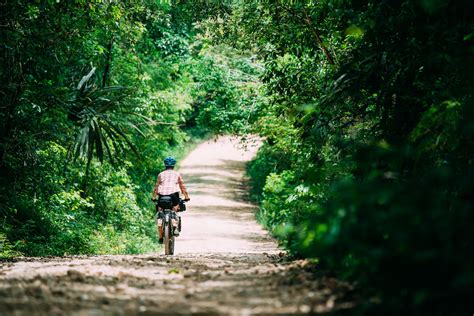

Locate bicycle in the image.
[153,196,186,255]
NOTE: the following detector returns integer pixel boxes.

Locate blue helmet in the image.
[164,156,176,167]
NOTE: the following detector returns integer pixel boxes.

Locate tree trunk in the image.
[101,37,114,88]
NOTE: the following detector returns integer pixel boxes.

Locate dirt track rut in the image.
[0,136,352,315]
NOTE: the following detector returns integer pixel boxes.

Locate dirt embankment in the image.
[0,137,353,315]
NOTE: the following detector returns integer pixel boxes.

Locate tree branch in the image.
[302,8,336,65]
[278,4,336,65]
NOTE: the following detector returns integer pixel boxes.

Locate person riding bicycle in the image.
[152,156,190,243]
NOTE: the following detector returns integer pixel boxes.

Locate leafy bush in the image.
[0,233,21,258]
[0,2,221,258]
[240,0,474,314]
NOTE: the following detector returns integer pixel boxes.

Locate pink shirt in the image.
[155,170,186,195]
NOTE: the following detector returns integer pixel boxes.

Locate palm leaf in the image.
[68,67,138,167]
[77,67,96,91]
[92,118,104,163]
[103,116,139,156]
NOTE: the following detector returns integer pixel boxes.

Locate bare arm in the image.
[152,173,161,199]
[178,174,190,200]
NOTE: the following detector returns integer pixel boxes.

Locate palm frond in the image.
[68,67,137,168]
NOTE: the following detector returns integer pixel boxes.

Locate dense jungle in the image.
[1,1,473,314]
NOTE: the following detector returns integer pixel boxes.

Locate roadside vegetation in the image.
[1,1,473,314]
[232,1,473,314]
[0,1,260,257]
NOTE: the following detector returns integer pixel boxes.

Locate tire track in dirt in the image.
[0,136,353,315]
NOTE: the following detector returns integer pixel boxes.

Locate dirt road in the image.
[0,136,352,315]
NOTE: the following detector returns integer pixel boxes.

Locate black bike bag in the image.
[178,199,186,212]
[158,196,173,209]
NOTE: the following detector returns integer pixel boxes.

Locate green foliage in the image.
[1,1,473,314]
[0,1,253,258]
[186,44,264,134]
[0,233,21,259]
[235,0,474,314]
[69,67,136,166]
[247,143,292,200]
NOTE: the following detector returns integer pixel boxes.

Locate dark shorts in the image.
[158,192,180,206]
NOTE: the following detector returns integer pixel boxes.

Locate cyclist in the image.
[152,156,190,243]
